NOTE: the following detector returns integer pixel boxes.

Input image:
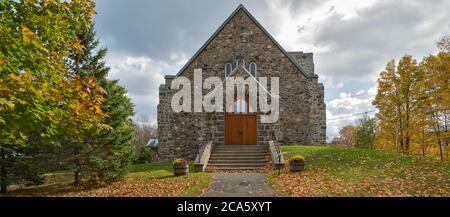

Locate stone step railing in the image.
[269,140,285,169]
[194,141,213,172]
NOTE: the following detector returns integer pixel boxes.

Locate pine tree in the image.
[64,24,135,184]
[92,80,135,182]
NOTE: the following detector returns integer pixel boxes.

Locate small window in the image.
[224,63,232,77]
[249,62,257,77]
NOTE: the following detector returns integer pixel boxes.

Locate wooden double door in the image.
[225,98,257,145]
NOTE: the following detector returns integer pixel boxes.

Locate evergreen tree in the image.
[92,80,135,182]
[64,24,135,184]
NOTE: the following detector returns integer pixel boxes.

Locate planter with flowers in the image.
[289,155,306,172]
[172,158,189,176]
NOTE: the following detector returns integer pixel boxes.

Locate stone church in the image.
[155,5,325,165]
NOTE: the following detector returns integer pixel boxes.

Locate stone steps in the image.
[206,144,269,171]
[204,167,265,172]
[208,156,267,160]
[209,159,268,164]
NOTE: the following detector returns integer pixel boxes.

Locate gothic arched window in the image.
[224,63,232,77]
[249,62,257,77]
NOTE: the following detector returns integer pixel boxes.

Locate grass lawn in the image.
[7,162,212,197]
[268,146,450,197]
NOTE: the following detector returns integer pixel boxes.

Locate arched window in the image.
[249,62,257,77]
[224,63,232,77]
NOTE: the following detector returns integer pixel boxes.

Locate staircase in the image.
[205,145,270,171]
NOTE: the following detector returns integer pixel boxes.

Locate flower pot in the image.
[173,164,189,176]
[289,161,306,172]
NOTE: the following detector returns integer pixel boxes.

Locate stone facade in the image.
[155,5,326,161]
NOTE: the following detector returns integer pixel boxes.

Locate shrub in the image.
[132,147,152,164]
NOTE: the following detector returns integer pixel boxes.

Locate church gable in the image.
[174,5,313,80]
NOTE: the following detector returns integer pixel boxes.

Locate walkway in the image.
[203,173,274,197]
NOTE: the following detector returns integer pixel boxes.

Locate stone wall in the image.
[286,52,326,145]
[287,52,314,75]
[155,9,326,161]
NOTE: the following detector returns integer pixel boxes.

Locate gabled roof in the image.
[168,4,318,79]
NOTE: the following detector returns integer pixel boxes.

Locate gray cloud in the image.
[94,0,266,61]
[314,0,450,82]
[92,0,450,138]
[278,0,327,16]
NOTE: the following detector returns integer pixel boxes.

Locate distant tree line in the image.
[330,116,376,149]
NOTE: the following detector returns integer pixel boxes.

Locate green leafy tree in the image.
[355,117,377,149]
[0,0,98,193]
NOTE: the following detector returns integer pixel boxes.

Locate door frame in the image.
[224,96,257,145]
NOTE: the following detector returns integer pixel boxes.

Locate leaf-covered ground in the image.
[268,146,450,197]
[7,162,212,197]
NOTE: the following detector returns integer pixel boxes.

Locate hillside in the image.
[268,146,450,196]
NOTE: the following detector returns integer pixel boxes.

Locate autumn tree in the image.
[374,33,449,160]
[334,125,357,147]
[373,56,423,154]
[373,60,401,152]
[420,48,449,161]
[0,0,100,193]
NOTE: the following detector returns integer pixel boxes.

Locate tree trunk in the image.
[0,150,7,194]
[0,168,7,193]
[405,99,410,154]
[394,125,399,152]
[438,139,444,161]
[421,129,426,157]
[73,144,82,186]
[74,168,81,186]
[400,130,405,154]
[445,111,449,160]
[432,113,444,161]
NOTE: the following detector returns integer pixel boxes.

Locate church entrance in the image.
[225,96,257,145]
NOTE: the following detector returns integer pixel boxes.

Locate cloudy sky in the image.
[93,0,449,140]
